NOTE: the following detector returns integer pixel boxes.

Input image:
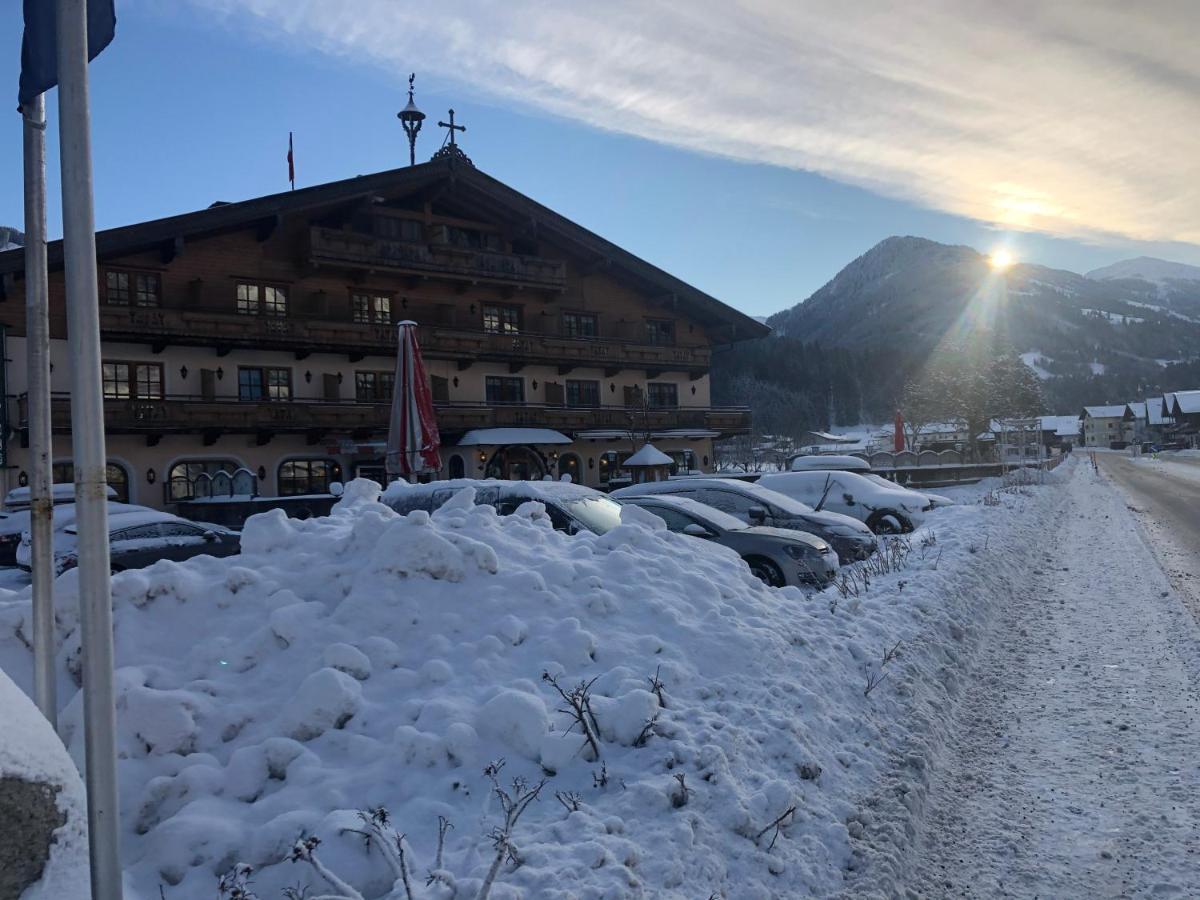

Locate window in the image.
[278,459,342,496]
[52,461,129,503]
[238,367,291,401]
[236,282,287,317]
[647,382,678,408]
[482,303,521,335]
[485,376,524,404]
[355,371,395,403]
[375,216,424,242]
[562,312,598,339]
[566,379,600,408]
[448,454,466,479]
[166,459,240,502]
[102,362,163,400]
[645,319,675,346]
[446,226,502,251]
[352,293,392,324]
[104,270,159,307]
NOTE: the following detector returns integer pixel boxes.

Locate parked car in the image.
[789,454,871,473]
[758,470,927,534]
[16,509,240,575]
[0,488,122,567]
[620,494,839,587]
[611,478,877,563]
[384,479,625,535]
[857,473,954,510]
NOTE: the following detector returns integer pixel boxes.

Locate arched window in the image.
[52,461,130,503]
[448,454,466,479]
[278,458,342,496]
[558,453,582,483]
[166,459,239,502]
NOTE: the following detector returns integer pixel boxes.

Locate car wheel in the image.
[867,512,905,535]
[745,556,785,588]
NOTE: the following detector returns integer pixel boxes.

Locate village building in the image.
[1079,405,1127,448]
[1038,414,1080,450]
[0,140,764,514]
[1164,391,1200,446]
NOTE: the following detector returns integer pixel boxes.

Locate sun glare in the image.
[989,249,1015,270]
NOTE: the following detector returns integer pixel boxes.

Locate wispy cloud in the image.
[188,0,1200,245]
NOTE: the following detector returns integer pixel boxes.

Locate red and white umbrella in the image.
[386,321,442,480]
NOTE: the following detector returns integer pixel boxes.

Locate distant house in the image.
[1166,391,1200,445]
[1123,402,1148,445]
[1038,415,1081,449]
[1145,396,1172,441]
[1080,405,1128,447]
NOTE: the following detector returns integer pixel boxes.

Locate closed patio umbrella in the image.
[386,321,442,480]
[894,410,905,452]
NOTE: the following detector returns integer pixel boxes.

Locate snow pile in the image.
[0,477,1055,898]
[0,667,90,899]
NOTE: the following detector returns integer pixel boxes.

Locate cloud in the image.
[188,0,1200,245]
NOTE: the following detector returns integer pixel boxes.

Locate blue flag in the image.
[18,0,116,109]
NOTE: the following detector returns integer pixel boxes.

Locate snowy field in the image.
[0,475,1056,898]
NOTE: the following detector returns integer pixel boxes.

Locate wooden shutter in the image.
[323,373,340,401]
[545,381,565,406]
[430,375,449,403]
[199,368,216,401]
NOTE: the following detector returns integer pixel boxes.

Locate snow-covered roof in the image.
[455,428,572,446]
[1146,397,1170,426]
[802,431,857,444]
[1039,415,1081,437]
[1082,405,1127,419]
[623,443,674,467]
[1171,390,1200,416]
[1125,402,1148,422]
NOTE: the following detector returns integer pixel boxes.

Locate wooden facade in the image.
[0,157,767,510]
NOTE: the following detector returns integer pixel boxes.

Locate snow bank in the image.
[0,476,1058,898]
[0,667,89,899]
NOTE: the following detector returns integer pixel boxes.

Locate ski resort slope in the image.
[905,461,1200,898]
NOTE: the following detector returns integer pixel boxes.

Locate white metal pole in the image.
[55,0,123,895]
[22,94,57,727]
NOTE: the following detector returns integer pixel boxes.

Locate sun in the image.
[989,249,1015,270]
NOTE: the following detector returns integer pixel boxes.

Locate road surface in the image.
[905,459,1200,898]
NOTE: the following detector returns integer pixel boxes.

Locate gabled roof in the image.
[1171,390,1200,416]
[0,157,768,340]
[1039,415,1081,436]
[1081,405,1127,419]
[1144,398,1170,426]
[1124,402,1147,422]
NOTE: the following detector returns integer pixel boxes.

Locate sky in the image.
[3,1,1200,318]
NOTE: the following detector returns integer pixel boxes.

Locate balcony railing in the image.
[308,227,567,290]
[17,394,752,438]
[95,306,711,373]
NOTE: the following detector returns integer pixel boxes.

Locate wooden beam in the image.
[159,235,184,264]
[151,341,168,355]
[202,429,221,447]
[645,369,663,380]
[215,345,231,358]
[306,429,326,446]
[255,214,281,243]
[457,359,473,371]
[145,434,162,448]
[604,366,620,378]
[255,431,273,447]
[508,362,525,374]
[348,351,365,363]
[557,364,575,376]
[295,350,311,361]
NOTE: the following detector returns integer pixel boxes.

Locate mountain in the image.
[712,237,1200,432]
[1086,256,1200,287]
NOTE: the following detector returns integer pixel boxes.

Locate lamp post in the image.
[397,73,425,166]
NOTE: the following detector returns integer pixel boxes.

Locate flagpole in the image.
[55,0,123,896]
[21,92,57,727]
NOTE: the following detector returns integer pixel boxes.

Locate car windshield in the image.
[560,496,625,534]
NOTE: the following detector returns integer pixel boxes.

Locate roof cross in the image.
[437,109,465,148]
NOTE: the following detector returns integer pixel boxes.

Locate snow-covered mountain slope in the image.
[0,477,1048,898]
[1086,256,1200,286]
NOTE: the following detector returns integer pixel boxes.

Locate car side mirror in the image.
[747,506,766,523]
[202,531,217,543]
[682,523,713,538]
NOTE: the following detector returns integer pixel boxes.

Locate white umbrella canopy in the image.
[386,321,442,480]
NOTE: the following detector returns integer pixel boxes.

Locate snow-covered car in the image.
[16,508,241,575]
[789,455,870,473]
[620,494,839,587]
[611,478,877,563]
[758,471,927,534]
[857,473,954,510]
[383,478,624,535]
[0,484,119,566]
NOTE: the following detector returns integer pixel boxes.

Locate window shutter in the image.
[323,373,340,401]
[200,368,216,401]
[431,375,449,403]
[545,381,565,406]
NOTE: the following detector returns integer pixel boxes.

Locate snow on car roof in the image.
[3,482,116,509]
[611,477,817,515]
[619,493,748,531]
[381,477,606,506]
[788,455,870,472]
[64,509,183,536]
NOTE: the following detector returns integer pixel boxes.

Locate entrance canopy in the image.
[456,428,572,446]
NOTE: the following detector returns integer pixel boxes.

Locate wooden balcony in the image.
[17,395,752,442]
[308,226,567,291]
[96,305,711,374]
